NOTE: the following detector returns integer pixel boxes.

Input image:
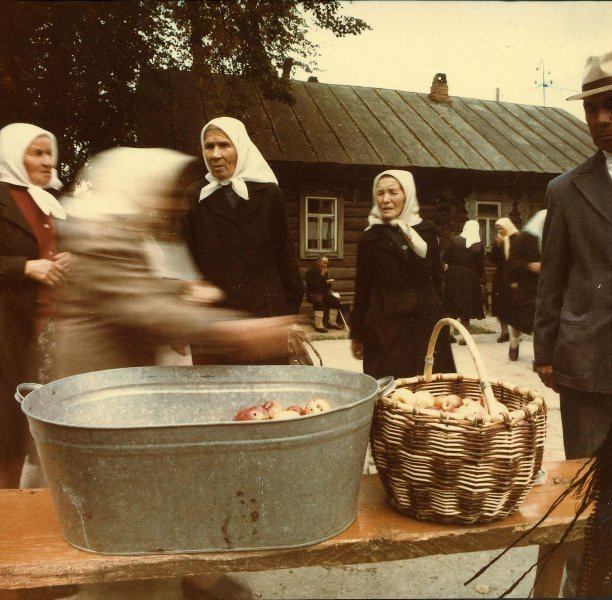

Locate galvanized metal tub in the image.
[17,365,389,555]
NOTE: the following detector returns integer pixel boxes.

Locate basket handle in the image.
[424,318,508,418]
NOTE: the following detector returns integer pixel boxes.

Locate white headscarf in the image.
[63,147,196,220]
[523,209,547,252]
[368,170,427,258]
[495,217,519,260]
[198,116,277,201]
[368,170,423,228]
[0,122,66,219]
[459,220,481,248]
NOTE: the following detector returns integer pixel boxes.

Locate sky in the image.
[293,1,612,123]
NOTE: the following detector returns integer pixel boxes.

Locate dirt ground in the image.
[61,317,564,599]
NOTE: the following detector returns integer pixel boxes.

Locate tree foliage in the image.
[0,0,369,181]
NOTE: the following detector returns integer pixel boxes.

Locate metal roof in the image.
[149,71,596,174]
[247,80,595,173]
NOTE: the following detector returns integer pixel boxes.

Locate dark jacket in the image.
[184,181,304,317]
[506,231,541,334]
[0,183,42,457]
[350,220,455,379]
[305,266,331,304]
[488,235,518,321]
[534,151,612,393]
[442,236,485,320]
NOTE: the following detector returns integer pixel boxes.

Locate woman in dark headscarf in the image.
[350,170,455,380]
[0,123,71,488]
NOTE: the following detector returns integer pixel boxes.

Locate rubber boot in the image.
[314,310,328,333]
[327,308,344,329]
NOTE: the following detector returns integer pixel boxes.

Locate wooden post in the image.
[533,543,567,598]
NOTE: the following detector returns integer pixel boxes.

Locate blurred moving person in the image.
[53,147,297,380]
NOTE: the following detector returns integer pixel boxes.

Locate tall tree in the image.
[0,1,368,181]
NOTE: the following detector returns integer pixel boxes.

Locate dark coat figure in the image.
[0,183,39,466]
[535,149,612,395]
[488,232,519,323]
[0,123,70,488]
[443,232,485,322]
[184,181,304,318]
[506,230,541,334]
[351,221,455,380]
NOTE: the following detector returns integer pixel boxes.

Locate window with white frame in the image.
[476,202,501,250]
[301,195,342,258]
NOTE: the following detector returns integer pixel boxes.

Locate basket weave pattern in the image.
[370,319,547,525]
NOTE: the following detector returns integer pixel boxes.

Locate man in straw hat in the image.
[533,50,612,597]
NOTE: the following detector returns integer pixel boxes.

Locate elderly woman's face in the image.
[374,176,405,222]
[203,128,237,181]
[23,135,53,187]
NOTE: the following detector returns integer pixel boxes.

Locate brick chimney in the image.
[429,73,451,103]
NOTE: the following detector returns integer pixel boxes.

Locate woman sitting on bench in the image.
[305,255,343,333]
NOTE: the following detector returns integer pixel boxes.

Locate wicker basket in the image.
[370,318,547,525]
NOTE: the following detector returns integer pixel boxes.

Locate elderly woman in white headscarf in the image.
[505,209,547,361]
[0,123,71,488]
[52,147,297,379]
[489,216,520,344]
[350,170,455,379]
[442,219,486,342]
[183,116,304,364]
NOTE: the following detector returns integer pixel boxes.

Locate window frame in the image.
[299,194,344,259]
[476,201,501,250]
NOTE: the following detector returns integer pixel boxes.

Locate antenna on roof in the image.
[534,59,553,107]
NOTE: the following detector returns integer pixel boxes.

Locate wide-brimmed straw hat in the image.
[567,50,612,100]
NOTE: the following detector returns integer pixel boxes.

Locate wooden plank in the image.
[0,460,589,590]
[352,87,439,168]
[533,543,568,598]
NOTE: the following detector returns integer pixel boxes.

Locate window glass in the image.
[476,202,501,249]
[305,197,337,253]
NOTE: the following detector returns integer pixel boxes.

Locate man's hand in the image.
[536,364,556,391]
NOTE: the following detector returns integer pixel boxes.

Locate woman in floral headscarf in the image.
[350,170,455,379]
[0,123,70,488]
[183,117,304,364]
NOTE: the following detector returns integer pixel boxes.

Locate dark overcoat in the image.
[506,231,541,334]
[534,151,612,393]
[488,235,518,322]
[0,183,40,459]
[184,182,304,317]
[350,221,455,380]
[442,236,485,321]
